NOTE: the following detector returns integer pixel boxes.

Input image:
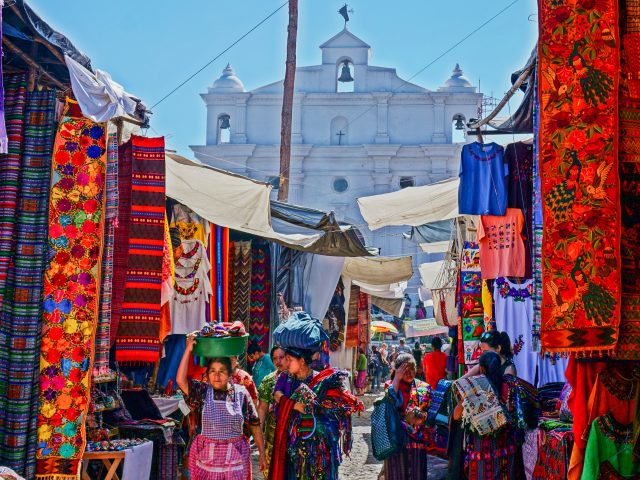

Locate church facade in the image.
[191,27,482,305]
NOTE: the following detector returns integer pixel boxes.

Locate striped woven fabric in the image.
[36,99,107,479]
[0,89,57,479]
[110,139,133,345]
[94,132,119,375]
[249,244,271,350]
[0,74,27,310]
[231,241,252,328]
[115,135,165,364]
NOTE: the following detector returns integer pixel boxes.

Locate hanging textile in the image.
[209,224,229,323]
[357,292,370,348]
[458,242,484,366]
[0,9,7,155]
[231,241,252,328]
[94,132,118,377]
[493,278,537,384]
[532,70,543,353]
[116,135,165,363]
[0,74,27,310]
[538,0,621,354]
[345,284,360,348]
[170,239,211,335]
[159,214,174,343]
[617,0,640,360]
[250,243,271,350]
[0,89,57,479]
[115,135,165,364]
[110,139,133,345]
[505,141,534,279]
[36,99,107,479]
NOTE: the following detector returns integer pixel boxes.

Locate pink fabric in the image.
[477,208,526,279]
[189,434,251,480]
[355,370,367,389]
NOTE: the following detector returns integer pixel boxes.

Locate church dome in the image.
[211,64,245,93]
[440,64,474,90]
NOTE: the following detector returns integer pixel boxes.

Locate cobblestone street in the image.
[252,392,448,479]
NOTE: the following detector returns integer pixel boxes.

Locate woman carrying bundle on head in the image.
[177,334,266,479]
[269,312,363,480]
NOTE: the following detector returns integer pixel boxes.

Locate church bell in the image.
[338,61,354,83]
[219,114,231,129]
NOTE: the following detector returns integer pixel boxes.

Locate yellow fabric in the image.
[482,280,494,330]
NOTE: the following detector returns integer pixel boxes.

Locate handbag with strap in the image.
[371,391,406,461]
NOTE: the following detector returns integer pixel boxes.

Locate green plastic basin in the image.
[192,334,248,365]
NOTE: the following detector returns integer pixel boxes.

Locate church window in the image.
[400,177,415,189]
[330,116,349,145]
[336,59,355,93]
[333,177,349,193]
[217,114,231,144]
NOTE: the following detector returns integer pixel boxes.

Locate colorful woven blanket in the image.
[94,132,118,376]
[538,0,621,354]
[0,74,26,310]
[231,241,251,328]
[36,99,107,479]
[0,88,57,479]
[115,135,165,364]
[250,243,271,350]
[617,0,640,359]
[458,242,484,366]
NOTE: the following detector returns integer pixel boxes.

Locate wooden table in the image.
[81,450,125,480]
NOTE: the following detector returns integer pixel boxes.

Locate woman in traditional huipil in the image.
[269,347,362,480]
[177,334,267,479]
[383,353,439,480]
[257,346,288,478]
[450,351,527,480]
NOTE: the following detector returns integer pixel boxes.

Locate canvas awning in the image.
[357,178,459,231]
[166,153,369,256]
[419,261,445,290]
[371,297,405,318]
[342,256,414,284]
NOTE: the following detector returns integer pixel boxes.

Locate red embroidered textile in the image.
[538,0,622,354]
[115,135,165,364]
[36,99,107,478]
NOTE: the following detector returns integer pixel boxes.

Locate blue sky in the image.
[29,0,538,155]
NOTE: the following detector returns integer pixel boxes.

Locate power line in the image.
[150,1,289,110]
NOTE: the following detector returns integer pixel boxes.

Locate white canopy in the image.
[419,240,450,254]
[419,261,445,290]
[357,177,459,231]
[166,153,322,248]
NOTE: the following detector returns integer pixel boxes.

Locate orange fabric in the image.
[422,351,448,390]
[159,302,171,344]
[477,208,526,279]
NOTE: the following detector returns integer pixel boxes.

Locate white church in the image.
[191,27,482,305]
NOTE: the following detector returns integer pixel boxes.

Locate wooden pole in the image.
[277,0,298,202]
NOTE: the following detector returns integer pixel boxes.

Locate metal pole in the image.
[277,0,298,202]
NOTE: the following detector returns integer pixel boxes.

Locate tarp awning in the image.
[166,153,369,256]
[371,296,405,318]
[419,261,445,290]
[357,178,459,231]
[342,256,414,284]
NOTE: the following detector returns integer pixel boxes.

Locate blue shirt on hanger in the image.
[458,142,508,215]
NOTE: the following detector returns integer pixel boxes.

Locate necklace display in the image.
[174,240,204,304]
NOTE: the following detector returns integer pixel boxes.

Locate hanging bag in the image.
[370,391,406,461]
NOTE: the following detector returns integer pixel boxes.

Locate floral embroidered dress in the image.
[384,379,440,480]
[493,277,537,384]
[170,239,211,334]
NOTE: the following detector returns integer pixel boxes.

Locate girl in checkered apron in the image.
[177,334,267,479]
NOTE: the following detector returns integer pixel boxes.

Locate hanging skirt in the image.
[355,370,367,389]
[188,434,251,480]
